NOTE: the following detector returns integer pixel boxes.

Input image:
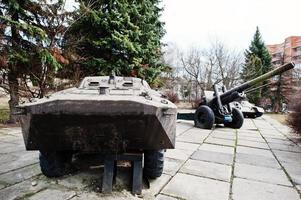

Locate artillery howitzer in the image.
[16,76,177,194]
[178,62,294,129]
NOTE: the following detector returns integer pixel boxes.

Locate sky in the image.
[160,0,301,50]
[66,0,301,51]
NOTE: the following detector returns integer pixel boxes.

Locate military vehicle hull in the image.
[20,99,176,153]
[19,84,177,153]
[17,76,177,179]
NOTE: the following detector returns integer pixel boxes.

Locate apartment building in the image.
[267,36,301,68]
[266,36,301,111]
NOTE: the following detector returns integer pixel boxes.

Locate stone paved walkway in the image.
[1,116,301,200]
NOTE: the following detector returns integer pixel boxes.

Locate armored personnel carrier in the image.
[231,101,264,118]
[17,76,177,179]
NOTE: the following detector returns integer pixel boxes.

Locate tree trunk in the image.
[8,71,19,123]
[273,75,282,113]
[8,11,20,123]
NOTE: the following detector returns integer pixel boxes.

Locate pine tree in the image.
[241,27,272,105]
[63,0,166,86]
[242,54,263,104]
[0,0,70,122]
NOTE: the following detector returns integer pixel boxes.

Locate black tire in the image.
[143,150,164,179]
[224,107,244,129]
[39,151,73,178]
[194,105,215,129]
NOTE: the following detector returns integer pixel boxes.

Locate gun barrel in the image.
[220,62,295,100]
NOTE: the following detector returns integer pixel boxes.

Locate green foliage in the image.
[0,15,47,39]
[64,0,166,86]
[1,0,70,98]
[242,27,272,105]
[38,49,62,71]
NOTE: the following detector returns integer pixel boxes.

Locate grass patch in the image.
[0,108,9,123]
[266,113,288,125]
[0,97,10,125]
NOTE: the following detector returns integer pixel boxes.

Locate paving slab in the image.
[155,194,177,200]
[261,133,289,139]
[57,170,101,190]
[265,137,293,145]
[234,163,292,186]
[162,173,229,200]
[273,150,301,164]
[281,162,301,185]
[0,178,48,200]
[235,153,281,169]
[165,149,194,161]
[0,142,26,154]
[143,174,172,198]
[253,121,275,130]
[260,129,283,136]
[210,132,236,140]
[28,188,77,200]
[71,191,139,200]
[175,141,199,151]
[236,146,274,158]
[191,150,233,165]
[205,137,235,147]
[211,129,236,134]
[237,129,260,134]
[213,127,236,133]
[236,132,262,139]
[0,164,41,185]
[232,178,300,200]
[237,135,266,142]
[269,143,301,153]
[260,130,287,140]
[240,119,258,130]
[163,158,184,176]
[177,128,210,144]
[291,138,301,146]
[0,135,22,144]
[69,192,100,200]
[198,143,234,155]
[262,134,288,140]
[0,153,19,165]
[0,151,39,174]
[176,122,193,136]
[180,159,232,182]
[237,140,269,149]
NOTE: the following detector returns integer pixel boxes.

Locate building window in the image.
[273,53,282,58]
[295,47,301,56]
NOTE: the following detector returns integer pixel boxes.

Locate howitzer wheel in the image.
[194,105,215,129]
[224,107,244,129]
